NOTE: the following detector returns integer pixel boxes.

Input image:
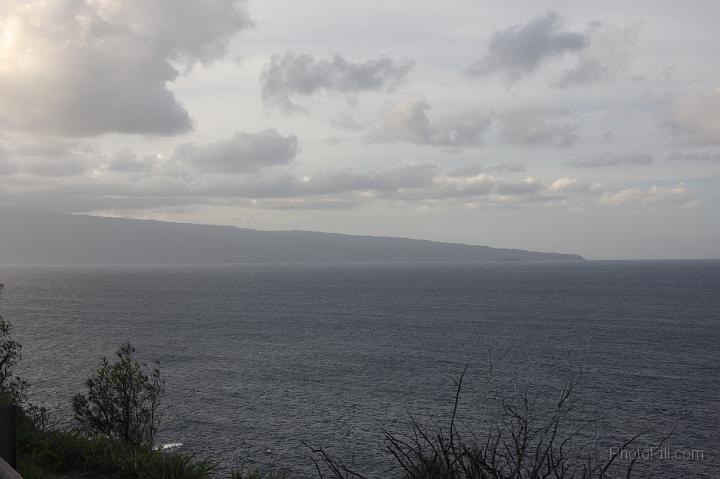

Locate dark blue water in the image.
[0,261,718,477]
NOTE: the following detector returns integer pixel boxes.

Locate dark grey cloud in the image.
[369,97,493,147]
[665,152,720,162]
[173,130,299,173]
[261,53,414,111]
[498,108,580,147]
[470,11,586,81]
[0,0,252,136]
[470,12,640,87]
[568,152,653,168]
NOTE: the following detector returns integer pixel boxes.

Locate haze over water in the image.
[1,260,718,477]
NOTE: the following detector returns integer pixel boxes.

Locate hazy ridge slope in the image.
[0,207,584,264]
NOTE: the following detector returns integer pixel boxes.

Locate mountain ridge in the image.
[0,206,584,264]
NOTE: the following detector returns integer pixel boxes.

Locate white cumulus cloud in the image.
[600,183,694,206]
[0,0,252,136]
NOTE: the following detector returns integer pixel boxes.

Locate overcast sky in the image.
[1,0,719,259]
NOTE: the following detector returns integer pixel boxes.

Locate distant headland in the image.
[0,206,584,265]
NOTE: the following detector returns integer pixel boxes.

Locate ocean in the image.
[0,260,718,477]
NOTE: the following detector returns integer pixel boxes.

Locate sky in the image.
[1,0,719,260]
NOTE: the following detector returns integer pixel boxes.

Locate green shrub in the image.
[73,342,165,446]
[0,313,27,404]
[124,447,216,479]
[0,306,215,479]
[19,428,216,479]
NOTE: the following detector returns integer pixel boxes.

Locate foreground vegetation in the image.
[1,311,649,478]
[2,313,216,478]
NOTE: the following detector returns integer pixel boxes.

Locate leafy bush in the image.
[0,308,216,479]
[0,313,27,404]
[72,342,165,446]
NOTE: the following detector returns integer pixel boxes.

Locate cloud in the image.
[567,152,653,168]
[413,174,586,205]
[68,130,298,188]
[243,198,360,210]
[301,163,439,195]
[485,162,527,173]
[556,21,642,87]
[470,11,586,81]
[548,177,602,193]
[0,138,99,176]
[305,170,586,206]
[0,0,252,136]
[260,53,414,111]
[368,97,493,147]
[498,108,579,147]
[105,149,156,173]
[330,112,364,131]
[0,148,17,176]
[494,177,544,196]
[322,136,344,146]
[447,163,526,177]
[665,152,720,163]
[665,87,720,145]
[1,148,600,212]
[173,130,299,173]
[599,183,694,206]
[296,170,590,207]
[470,11,639,87]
